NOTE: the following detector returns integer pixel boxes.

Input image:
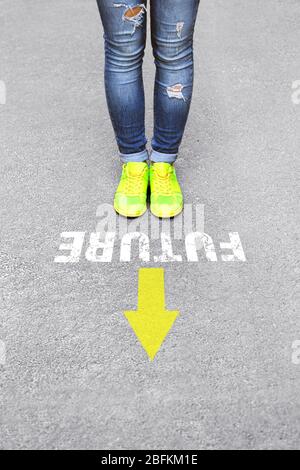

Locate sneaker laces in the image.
[153,167,173,195]
[124,166,145,194]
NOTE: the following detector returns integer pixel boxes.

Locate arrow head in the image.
[125,309,179,361]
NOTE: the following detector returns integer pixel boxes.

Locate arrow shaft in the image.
[138,268,165,311]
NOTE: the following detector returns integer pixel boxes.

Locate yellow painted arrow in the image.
[124,268,179,361]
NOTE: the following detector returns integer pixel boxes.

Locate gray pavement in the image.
[1,0,300,450]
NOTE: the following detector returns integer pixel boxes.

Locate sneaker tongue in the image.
[126,163,146,177]
[153,163,171,177]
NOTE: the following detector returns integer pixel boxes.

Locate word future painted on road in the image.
[54,231,246,263]
[54,204,246,263]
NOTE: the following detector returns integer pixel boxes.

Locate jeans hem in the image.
[120,149,149,163]
[150,150,178,164]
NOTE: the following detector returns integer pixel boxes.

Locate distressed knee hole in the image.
[176,22,184,38]
[114,3,147,34]
[124,5,144,18]
[167,84,186,101]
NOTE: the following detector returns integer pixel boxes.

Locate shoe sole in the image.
[114,203,147,218]
[150,204,184,219]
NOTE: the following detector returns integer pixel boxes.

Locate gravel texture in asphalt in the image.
[0,0,299,450]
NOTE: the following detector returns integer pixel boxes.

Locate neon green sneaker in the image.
[150,163,183,218]
[114,162,149,217]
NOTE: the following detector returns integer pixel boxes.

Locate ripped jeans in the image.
[96,0,200,163]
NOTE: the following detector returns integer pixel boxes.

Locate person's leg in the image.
[96,0,148,163]
[96,1,149,217]
[149,0,200,218]
[150,0,200,163]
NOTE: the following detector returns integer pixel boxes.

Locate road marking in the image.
[54,231,247,263]
[124,268,179,361]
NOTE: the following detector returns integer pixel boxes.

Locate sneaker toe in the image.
[114,194,146,217]
[151,194,183,218]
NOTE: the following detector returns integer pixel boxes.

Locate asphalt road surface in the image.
[1,0,299,450]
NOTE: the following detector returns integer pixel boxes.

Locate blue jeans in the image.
[96,0,200,163]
